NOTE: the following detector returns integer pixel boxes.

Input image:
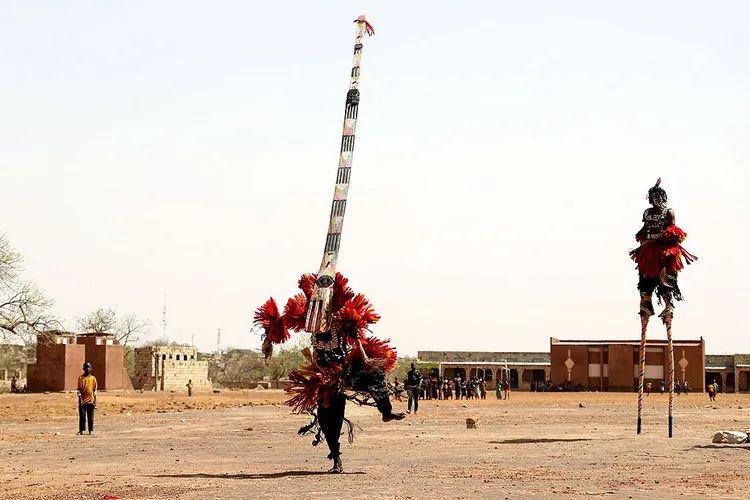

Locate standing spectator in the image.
[186,379,194,397]
[495,381,502,400]
[406,363,422,414]
[479,379,487,399]
[503,380,510,400]
[77,362,97,435]
[659,380,665,395]
[10,375,18,393]
[454,377,461,400]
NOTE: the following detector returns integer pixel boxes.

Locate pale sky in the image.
[2,2,748,356]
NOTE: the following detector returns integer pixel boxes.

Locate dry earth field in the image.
[1,390,749,499]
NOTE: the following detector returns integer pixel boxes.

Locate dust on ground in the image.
[1,390,749,499]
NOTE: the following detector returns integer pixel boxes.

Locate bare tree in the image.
[77,308,117,334]
[77,308,150,345]
[117,313,150,345]
[0,234,58,351]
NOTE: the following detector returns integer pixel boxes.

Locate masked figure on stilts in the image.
[631,179,697,437]
[252,15,404,474]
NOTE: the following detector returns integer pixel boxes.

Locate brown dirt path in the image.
[1,391,749,498]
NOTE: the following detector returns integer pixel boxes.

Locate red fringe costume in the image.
[630,225,697,279]
[253,273,401,463]
[630,179,697,317]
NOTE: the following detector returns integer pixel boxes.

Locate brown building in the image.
[76,333,133,391]
[27,331,132,392]
[420,341,749,393]
[27,332,85,391]
[549,337,705,392]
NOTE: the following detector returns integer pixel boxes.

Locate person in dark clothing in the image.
[406,363,422,414]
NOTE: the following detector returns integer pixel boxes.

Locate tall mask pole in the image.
[305,16,375,333]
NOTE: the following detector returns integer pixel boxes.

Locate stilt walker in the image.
[631,179,697,437]
[253,15,404,475]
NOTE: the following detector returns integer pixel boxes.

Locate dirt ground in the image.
[1,390,749,499]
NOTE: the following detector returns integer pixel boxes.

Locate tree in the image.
[208,348,267,388]
[266,346,304,382]
[0,234,58,352]
[77,308,150,345]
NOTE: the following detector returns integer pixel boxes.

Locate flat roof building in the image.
[549,337,705,392]
[418,339,750,393]
[417,351,550,390]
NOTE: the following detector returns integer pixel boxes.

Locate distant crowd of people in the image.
[395,364,512,413]
[644,379,692,395]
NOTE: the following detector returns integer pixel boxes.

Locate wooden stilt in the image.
[666,318,675,438]
[637,315,648,435]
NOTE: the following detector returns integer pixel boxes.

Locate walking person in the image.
[708,379,717,401]
[406,363,422,414]
[77,362,97,435]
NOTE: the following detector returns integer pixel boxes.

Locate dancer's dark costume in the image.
[253,16,402,473]
[254,274,403,473]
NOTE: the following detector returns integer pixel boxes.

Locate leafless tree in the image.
[0,234,58,353]
[77,308,150,345]
[117,313,150,345]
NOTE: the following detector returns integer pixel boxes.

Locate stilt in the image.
[665,314,675,438]
[637,314,648,435]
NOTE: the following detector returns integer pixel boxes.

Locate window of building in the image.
[176,354,181,361]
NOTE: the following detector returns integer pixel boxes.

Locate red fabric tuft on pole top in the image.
[355,15,375,36]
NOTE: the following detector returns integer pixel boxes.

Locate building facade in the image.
[418,338,750,393]
[26,331,132,392]
[132,345,211,392]
[705,354,750,393]
[76,333,133,390]
[417,351,551,390]
[27,332,85,392]
[549,337,705,392]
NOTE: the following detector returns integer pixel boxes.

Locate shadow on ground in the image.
[489,438,593,444]
[151,471,366,480]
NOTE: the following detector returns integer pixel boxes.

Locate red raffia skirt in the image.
[630,225,697,278]
[285,336,397,414]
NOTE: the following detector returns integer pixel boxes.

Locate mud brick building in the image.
[76,333,133,390]
[549,338,705,392]
[420,338,750,393]
[132,345,210,392]
[27,332,85,391]
[27,331,133,392]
